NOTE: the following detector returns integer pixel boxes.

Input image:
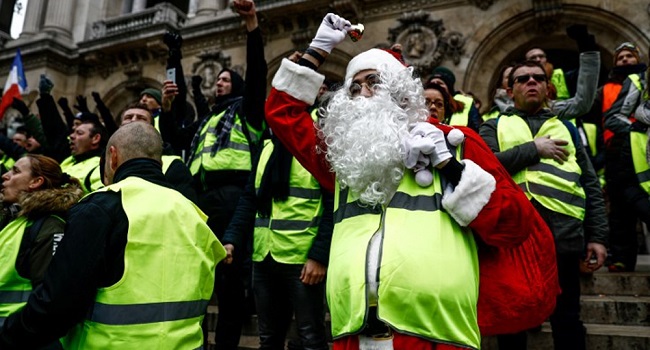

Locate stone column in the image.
[121,0,134,14]
[20,0,46,37]
[132,0,147,12]
[42,0,76,38]
[195,0,218,17]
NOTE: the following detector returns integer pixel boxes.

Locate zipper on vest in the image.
[364,206,387,327]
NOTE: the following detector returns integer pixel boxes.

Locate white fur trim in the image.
[345,49,406,82]
[271,58,325,105]
[441,159,496,227]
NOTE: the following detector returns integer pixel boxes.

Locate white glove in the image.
[410,123,453,168]
[309,13,351,54]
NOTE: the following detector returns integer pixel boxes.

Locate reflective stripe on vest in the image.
[161,155,182,174]
[551,68,570,100]
[448,93,473,126]
[0,217,32,324]
[189,109,253,175]
[62,177,225,350]
[60,155,103,194]
[327,165,480,348]
[497,115,586,220]
[252,140,324,264]
[630,131,650,195]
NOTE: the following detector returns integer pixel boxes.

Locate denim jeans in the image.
[253,255,328,350]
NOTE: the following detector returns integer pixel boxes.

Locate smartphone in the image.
[166,67,176,84]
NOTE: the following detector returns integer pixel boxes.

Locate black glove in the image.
[11,97,29,116]
[163,31,183,50]
[57,97,69,109]
[39,74,54,95]
[630,120,648,133]
[91,91,104,105]
[191,75,203,91]
[566,24,597,53]
[74,95,89,113]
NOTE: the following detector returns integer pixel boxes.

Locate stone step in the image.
[482,322,650,350]
[580,294,650,326]
[581,271,650,296]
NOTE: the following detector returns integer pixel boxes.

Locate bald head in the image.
[104,122,163,184]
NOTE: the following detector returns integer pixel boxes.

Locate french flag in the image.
[0,49,27,120]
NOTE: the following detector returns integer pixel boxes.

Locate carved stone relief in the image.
[387,11,466,76]
[468,0,496,11]
[191,50,232,100]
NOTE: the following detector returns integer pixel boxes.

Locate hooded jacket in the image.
[10,185,84,286]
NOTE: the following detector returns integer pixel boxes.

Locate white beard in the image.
[320,87,425,207]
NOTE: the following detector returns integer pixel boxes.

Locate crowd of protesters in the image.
[0,1,647,349]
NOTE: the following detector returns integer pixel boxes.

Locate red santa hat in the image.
[345,48,408,82]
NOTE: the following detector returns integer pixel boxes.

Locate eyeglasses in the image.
[615,42,638,53]
[513,74,547,84]
[349,73,381,97]
[425,98,444,110]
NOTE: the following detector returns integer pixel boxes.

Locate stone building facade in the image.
[0,0,648,122]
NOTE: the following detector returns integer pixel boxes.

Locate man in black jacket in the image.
[0,122,224,349]
[479,60,608,350]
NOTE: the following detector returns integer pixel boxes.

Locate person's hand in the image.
[74,95,89,113]
[534,135,569,164]
[39,74,53,95]
[566,24,596,53]
[310,13,351,54]
[287,51,303,63]
[11,97,29,116]
[300,259,326,285]
[163,31,183,50]
[223,244,234,265]
[161,80,178,112]
[91,91,102,104]
[413,122,453,168]
[584,242,607,272]
[232,0,255,16]
[57,97,69,109]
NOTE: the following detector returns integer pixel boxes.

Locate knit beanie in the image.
[614,42,641,65]
[140,88,162,105]
[428,66,456,92]
[345,49,408,82]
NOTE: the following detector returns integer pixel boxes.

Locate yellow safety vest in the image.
[0,217,31,327]
[327,162,480,348]
[62,177,225,350]
[189,107,261,176]
[630,131,650,195]
[253,140,324,264]
[448,93,474,127]
[60,155,103,194]
[551,69,570,101]
[497,115,586,220]
[161,155,182,174]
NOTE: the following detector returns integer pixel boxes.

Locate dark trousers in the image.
[199,184,250,350]
[253,255,328,350]
[605,135,650,271]
[608,186,650,271]
[497,253,585,350]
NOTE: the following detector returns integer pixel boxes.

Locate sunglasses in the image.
[513,74,547,84]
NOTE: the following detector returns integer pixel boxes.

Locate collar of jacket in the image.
[18,185,84,219]
[112,158,173,190]
[504,106,555,119]
[73,148,103,163]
